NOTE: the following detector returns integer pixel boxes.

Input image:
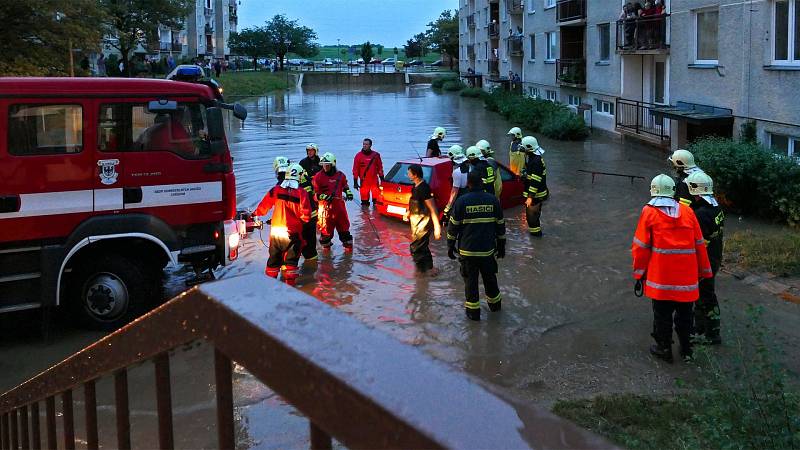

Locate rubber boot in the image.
[706,318,722,345]
[465,308,481,321]
[488,300,502,312]
[678,333,693,361]
[649,333,673,363]
[693,308,707,337]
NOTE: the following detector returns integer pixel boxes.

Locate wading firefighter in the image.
[352,138,385,207]
[632,174,712,362]
[254,164,312,286]
[300,143,322,178]
[404,164,442,274]
[465,146,494,195]
[508,127,524,175]
[443,145,469,222]
[448,170,506,321]
[427,126,446,157]
[521,136,549,236]
[273,156,289,183]
[669,149,705,207]
[312,152,354,250]
[299,164,319,262]
[685,171,724,344]
[476,139,502,197]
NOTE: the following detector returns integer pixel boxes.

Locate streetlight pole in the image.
[337,38,340,70]
[284,38,292,89]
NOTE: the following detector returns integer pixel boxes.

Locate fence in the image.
[616,15,670,52]
[616,98,669,142]
[556,59,586,86]
[556,0,586,22]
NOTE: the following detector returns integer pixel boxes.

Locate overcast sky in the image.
[238,0,458,48]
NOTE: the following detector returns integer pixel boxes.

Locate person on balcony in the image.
[639,1,661,49]
[620,3,637,49]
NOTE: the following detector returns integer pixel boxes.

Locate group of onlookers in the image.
[620,0,668,50]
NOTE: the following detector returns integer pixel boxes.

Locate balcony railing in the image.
[160,42,183,52]
[616,14,670,53]
[507,0,524,15]
[507,36,524,57]
[0,275,611,450]
[489,58,500,74]
[616,98,670,142]
[204,23,213,34]
[556,58,586,87]
[489,22,500,37]
[467,44,476,59]
[467,14,476,29]
[556,0,586,23]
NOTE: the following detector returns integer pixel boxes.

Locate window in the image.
[598,23,610,61]
[769,133,800,159]
[545,32,557,60]
[567,95,582,106]
[528,0,536,13]
[8,104,83,156]
[528,86,541,98]
[529,34,536,59]
[545,0,556,8]
[98,103,212,159]
[546,90,557,102]
[695,9,719,63]
[595,99,615,115]
[485,7,489,25]
[774,0,800,63]
[654,61,666,104]
[385,163,433,185]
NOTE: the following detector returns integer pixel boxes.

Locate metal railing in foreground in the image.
[0,274,613,449]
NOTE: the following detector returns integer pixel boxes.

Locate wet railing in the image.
[616,98,669,142]
[556,0,586,23]
[507,36,524,57]
[616,15,670,53]
[507,0,524,15]
[556,58,586,87]
[0,274,613,449]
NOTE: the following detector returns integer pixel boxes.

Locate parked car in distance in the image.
[382,57,396,65]
[407,59,424,66]
[332,58,343,64]
[431,59,444,67]
[378,157,525,220]
[369,57,382,64]
[355,58,365,64]
[321,58,334,66]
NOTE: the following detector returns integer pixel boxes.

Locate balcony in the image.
[203,6,213,16]
[556,0,586,24]
[507,36,524,57]
[489,22,500,37]
[556,58,586,87]
[616,98,670,145]
[204,23,213,34]
[467,44,476,59]
[507,0,524,15]
[489,58,499,74]
[159,42,183,52]
[229,6,238,23]
[467,14,476,29]
[616,14,670,54]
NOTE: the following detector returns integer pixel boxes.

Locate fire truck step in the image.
[0,302,41,314]
[0,272,41,283]
[179,245,217,256]
[0,246,42,255]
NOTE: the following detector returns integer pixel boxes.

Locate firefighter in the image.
[447,170,506,321]
[476,139,502,197]
[254,164,312,286]
[669,149,705,207]
[508,127,525,175]
[404,163,442,274]
[520,136,549,236]
[352,138,385,207]
[299,164,319,262]
[312,152,354,251]
[685,171,724,344]
[632,174,713,362]
[426,127,446,157]
[299,143,322,178]
[465,146,494,195]
[443,145,469,222]
[273,156,289,183]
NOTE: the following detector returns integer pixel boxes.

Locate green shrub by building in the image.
[431,76,459,89]
[482,89,589,141]
[442,79,466,91]
[459,87,487,98]
[690,137,800,227]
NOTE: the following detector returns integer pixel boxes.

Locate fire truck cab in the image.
[0,77,247,329]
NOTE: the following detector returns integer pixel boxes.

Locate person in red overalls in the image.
[254,164,312,286]
[312,152,354,250]
[352,138,384,207]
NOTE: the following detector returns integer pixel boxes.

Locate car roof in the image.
[0,77,215,98]
[393,157,451,167]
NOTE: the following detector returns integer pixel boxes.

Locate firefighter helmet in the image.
[508,127,523,139]
[447,145,464,159]
[320,152,336,165]
[650,174,676,197]
[668,149,697,170]
[465,146,482,160]
[273,156,290,173]
[476,139,494,157]
[306,143,319,154]
[432,126,446,140]
[285,164,304,182]
[685,171,714,196]
[521,136,540,152]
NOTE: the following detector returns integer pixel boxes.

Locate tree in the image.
[426,10,459,69]
[404,33,429,59]
[393,47,399,56]
[360,41,373,70]
[0,0,105,75]
[229,27,271,70]
[376,44,384,57]
[100,0,192,77]
[263,14,319,71]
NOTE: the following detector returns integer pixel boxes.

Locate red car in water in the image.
[378,157,525,220]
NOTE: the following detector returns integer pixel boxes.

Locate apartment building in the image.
[459,0,800,157]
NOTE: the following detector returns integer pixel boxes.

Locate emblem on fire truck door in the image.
[97,159,120,185]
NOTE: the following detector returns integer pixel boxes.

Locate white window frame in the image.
[772,0,800,65]
[692,7,720,65]
[595,99,615,115]
[769,133,800,159]
[529,34,536,60]
[545,32,557,61]
[545,0,556,9]
[546,90,557,102]
[528,0,536,13]
[567,95,582,106]
[528,86,541,98]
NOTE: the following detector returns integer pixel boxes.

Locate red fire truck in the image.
[0,75,247,329]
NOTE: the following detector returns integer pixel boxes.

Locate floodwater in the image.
[2,84,799,448]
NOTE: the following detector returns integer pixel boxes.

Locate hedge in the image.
[459,87,488,98]
[690,137,800,227]
[482,89,589,140]
[431,76,458,89]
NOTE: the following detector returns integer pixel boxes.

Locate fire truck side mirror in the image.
[206,107,225,142]
[232,103,247,121]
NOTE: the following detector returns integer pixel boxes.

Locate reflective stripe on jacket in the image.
[522,153,548,202]
[631,203,712,301]
[447,188,505,257]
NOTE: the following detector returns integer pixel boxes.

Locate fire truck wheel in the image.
[68,255,157,330]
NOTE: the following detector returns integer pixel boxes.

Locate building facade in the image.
[459,0,800,157]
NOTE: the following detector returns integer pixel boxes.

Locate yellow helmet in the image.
[507,127,522,139]
[320,152,336,165]
[685,171,713,196]
[432,126,446,139]
[273,156,290,173]
[650,174,676,197]
[668,149,697,170]
[476,139,493,157]
[465,146,482,160]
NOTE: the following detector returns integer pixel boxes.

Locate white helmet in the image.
[447,144,464,159]
[650,174,676,198]
[668,149,697,170]
[520,136,541,153]
[507,127,522,139]
[273,156,290,173]
[476,139,494,157]
[685,171,713,196]
[286,163,304,182]
[432,126,446,140]
[306,143,319,154]
[465,146,482,160]
[320,152,336,165]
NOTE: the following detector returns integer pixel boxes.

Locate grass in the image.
[215,71,292,97]
[289,47,442,63]
[725,229,800,276]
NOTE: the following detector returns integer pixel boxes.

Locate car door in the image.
[497,163,524,209]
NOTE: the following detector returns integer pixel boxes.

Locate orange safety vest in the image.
[631,203,713,301]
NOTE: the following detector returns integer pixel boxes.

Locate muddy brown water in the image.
[2,85,798,448]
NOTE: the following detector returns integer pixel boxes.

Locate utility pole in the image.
[69,39,74,77]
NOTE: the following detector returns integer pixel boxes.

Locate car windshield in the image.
[385,163,433,185]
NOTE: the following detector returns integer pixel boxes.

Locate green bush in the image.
[459,87,487,98]
[540,110,590,140]
[442,79,466,91]
[480,89,589,140]
[690,137,800,226]
[431,76,458,89]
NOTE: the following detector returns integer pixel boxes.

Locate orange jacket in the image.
[632,203,712,301]
[254,185,311,236]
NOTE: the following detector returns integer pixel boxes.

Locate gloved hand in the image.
[448,247,457,260]
[346,191,354,201]
[318,193,330,201]
[634,278,645,297]
[353,180,360,189]
[496,239,506,259]
[441,208,450,224]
